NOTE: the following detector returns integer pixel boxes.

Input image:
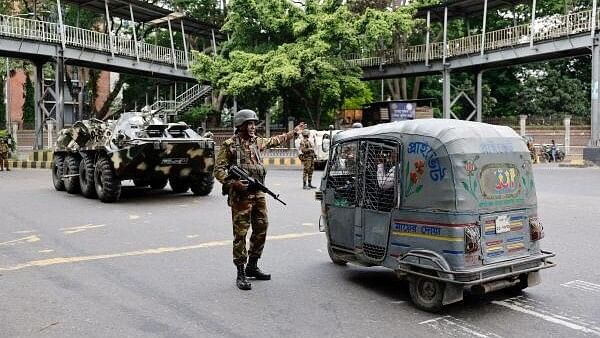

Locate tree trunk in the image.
[386,79,401,100]
[400,78,408,99]
[412,77,422,99]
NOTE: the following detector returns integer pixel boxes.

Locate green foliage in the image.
[342,87,373,109]
[22,74,35,127]
[179,104,214,129]
[515,60,589,117]
[192,0,417,128]
[174,0,225,26]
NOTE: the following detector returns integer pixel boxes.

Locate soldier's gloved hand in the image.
[232,179,249,192]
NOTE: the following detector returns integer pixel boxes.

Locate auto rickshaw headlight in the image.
[529,216,544,241]
[465,225,480,254]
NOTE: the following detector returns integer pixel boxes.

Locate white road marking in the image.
[419,315,502,338]
[13,230,36,234]
[561,280,600,293]
[186,235,199,239]
[302,223,314,226]
[38,249,54,253]
[0,235,41,246]
[60,224,106,234]
[493,299,600,336]
[0,232,320,272]
[128,215,140,220]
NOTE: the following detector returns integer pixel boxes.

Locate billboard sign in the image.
[389,102,416,121]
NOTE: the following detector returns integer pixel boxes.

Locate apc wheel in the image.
[64,154,81,194]
[409,275,445,313]
[150,176,168,190]
[94,157,121,203]
[52,154,65,191]
[79,154,96,198]
[190,173,214,196]
[169,175,190,193]
[328,245,348,266]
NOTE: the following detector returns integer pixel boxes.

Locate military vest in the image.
[234,136,266,184]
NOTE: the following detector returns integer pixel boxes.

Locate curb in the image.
[558,159,596,168]
[8,160,53,169]
[5,157,303,170]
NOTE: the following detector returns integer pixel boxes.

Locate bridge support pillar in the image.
[55,57,65,130]
[443,69,451,119]
[33,61,44,150]
[584,39,600,164]
[476,71,483,122]
[592,41,600,146]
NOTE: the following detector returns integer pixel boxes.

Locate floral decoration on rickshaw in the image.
[520,158,536,197]
[461,155,480,199]
[405,159,425,197]
[404,142,448,198]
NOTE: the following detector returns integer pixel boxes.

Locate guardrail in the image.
[346,8,599,67]
[0,13,196,69]
[150,84,212,115]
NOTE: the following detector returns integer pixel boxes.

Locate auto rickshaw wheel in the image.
[327,245,347,266]
[409,275,445,313]
[509,274,529,294]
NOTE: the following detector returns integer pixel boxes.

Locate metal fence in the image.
[346,8,599,67]
[0,13,196,69]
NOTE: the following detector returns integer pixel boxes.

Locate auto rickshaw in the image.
[316,119,555,312]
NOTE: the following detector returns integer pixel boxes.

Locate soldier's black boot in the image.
[303,180,309,190]
[308,180,316,189]
[236,265,251,290]
[245,257,271,280]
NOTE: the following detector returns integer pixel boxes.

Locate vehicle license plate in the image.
[161,158,188,165]
[495,215,511,234]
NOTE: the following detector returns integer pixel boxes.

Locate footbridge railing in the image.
[0,13,195,69]
[346,9,599,67]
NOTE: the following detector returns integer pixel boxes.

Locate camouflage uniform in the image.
[0,140,9,171]
[214,131,296,266]
[299,138,315,188]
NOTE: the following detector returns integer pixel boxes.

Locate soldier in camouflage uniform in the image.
[299,129,316,189]
[214,109,306,290]
[0,138,10,171]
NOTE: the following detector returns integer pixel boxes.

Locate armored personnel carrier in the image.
[52,109,215,202]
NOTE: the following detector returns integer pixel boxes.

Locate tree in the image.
[192,0,416,128]
[22,73,35,128]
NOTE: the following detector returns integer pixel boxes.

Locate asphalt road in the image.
[0,166,599,338]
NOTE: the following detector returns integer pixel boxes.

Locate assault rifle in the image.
[227,165,287,205]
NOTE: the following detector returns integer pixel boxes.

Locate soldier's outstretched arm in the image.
[257,122,307,150]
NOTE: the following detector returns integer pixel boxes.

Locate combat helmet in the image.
[234,109,259,128]
[352,122,363,128]
[302,129,310,137]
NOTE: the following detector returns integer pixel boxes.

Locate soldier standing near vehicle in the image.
[299,129,316,189]
[214,109,306,290]
[0,137,10,171]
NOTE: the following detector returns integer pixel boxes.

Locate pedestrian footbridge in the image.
[0,13,195,81]
[347,8,599,80]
